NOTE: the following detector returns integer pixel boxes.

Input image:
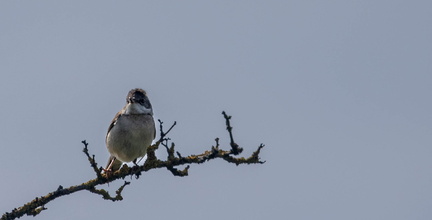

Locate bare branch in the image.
[157,119,176,143]
[1,112,265,220]
[82,140,103,179]
[222,111,243,155]
[88,181,130,201]
[166,165,190,177]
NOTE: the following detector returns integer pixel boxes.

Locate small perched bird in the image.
[105,88,156,171]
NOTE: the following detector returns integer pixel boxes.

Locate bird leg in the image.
[104,156,117,172]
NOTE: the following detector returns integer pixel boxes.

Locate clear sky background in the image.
[1,1,432,220]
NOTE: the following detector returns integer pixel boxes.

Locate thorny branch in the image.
[1,112,265,220]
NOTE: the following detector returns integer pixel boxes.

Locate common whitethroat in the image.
[105,88,156,171]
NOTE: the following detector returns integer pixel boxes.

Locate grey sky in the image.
[1,1,431,219]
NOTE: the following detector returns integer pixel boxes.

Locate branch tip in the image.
[81,141,103,179]
[158,119,177,143]
[221,111,241,155]
[88,181,130,202]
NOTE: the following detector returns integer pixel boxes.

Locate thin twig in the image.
[88,181,130,201]
[157,120,176,143]
[82,140,103,179]
[222,111,243,155]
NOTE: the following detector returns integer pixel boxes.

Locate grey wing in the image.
[107,111,122,138]
[153,121,156,139]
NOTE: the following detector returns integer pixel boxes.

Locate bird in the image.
[104,88,156,172]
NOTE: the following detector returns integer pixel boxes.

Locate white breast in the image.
[106,114,155,162]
